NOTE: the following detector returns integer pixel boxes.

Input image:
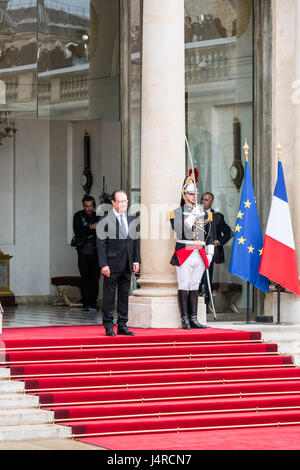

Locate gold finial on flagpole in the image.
[243,139,249,162]
[277,142,282,161]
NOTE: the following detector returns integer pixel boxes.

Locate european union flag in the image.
[229,161,269,293]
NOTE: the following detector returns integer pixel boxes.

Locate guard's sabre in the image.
[206,269,217,319]
[185,135,199,205]
[185,135,217,320]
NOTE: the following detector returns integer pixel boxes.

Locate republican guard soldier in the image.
[169,170,214,329]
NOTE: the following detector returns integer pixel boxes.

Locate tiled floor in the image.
[1,304,104,328]
[1,304,246,329]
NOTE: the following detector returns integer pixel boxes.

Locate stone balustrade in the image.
[185,37,238,82]
[0,37,239,115]
[131,36,242,99]
[0,63,89,113]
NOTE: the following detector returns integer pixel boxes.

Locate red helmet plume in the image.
[188,168,199,183]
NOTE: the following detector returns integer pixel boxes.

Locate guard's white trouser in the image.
[176,249,206,291]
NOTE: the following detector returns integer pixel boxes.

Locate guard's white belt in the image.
[177,240,205,246]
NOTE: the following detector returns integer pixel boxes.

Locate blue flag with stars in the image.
[229,161,269,293]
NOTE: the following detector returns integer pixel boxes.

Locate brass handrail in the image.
[71,420,300,438]
[55,405,300,423]
[0,339,265,352]
[1,351,281,366]
[10,363,296,380]
[27,375,300,393]
[39,389,300,408]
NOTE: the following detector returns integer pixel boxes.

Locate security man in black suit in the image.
[73,195,100,312]
[96,190,140,336]
[200,192,233,302]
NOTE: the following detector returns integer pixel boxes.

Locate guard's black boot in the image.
[178,290,191,329]
[188,290,207,329]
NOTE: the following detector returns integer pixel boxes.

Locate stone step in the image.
[0,380,24,394]
[236,326,300,366]
[0,423,72,442]
[208,322,300,366]
[0,393,39,409]
[0,365,71,443]
[0,368,10,379]
[0,408,54,427]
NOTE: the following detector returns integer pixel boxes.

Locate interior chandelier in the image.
[0,111,17,145]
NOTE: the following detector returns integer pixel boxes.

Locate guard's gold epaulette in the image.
[166,210,174,220]
[207,211,213,222]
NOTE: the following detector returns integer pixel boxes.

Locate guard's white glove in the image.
[185,206,205,229]
[206,244,214,264]
[191,206,203,217]
[207,254,213,264]
[184,214,196,229]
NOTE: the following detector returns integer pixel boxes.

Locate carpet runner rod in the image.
[39,389,300,408]
[70,421,300,439]
[27,376,300,393]
[1,352,281,366]
[0,339,266,352]
[54,405,300,423]
[10,363,296,379]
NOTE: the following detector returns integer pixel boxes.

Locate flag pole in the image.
[244,140,251,324]
[276,284,281,324]
[247,282,250,323]
[276,143,282,325]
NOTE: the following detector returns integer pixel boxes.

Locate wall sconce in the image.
[0,111,17,145]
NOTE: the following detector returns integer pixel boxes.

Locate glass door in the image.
[184,0,254,316]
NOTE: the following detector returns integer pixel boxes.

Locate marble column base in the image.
[265,292,300,323]
[128,295,206,329]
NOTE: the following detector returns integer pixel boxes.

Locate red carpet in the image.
[1,325,300,450]
[79,425,300,450]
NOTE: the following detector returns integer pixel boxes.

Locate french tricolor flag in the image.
[259,161,300,295]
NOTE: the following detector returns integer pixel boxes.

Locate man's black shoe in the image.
[82,305,90,312]
[117,326,135,336]
[105,328,116,337]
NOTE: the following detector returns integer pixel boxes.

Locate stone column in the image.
[291,0,300,314]
[265,0,300,320]
[294,0,300,271]
[128,0,206,328]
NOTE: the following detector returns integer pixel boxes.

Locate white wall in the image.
[0,119,50,296]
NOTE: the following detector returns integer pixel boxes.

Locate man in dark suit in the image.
[200,192,233,302]
[96,190,140,336]
[73,195,100,312]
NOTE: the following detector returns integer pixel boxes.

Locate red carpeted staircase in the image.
[1,325,300,447]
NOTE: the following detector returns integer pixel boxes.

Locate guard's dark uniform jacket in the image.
[169,205,214,267]
[73,210,99,254]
